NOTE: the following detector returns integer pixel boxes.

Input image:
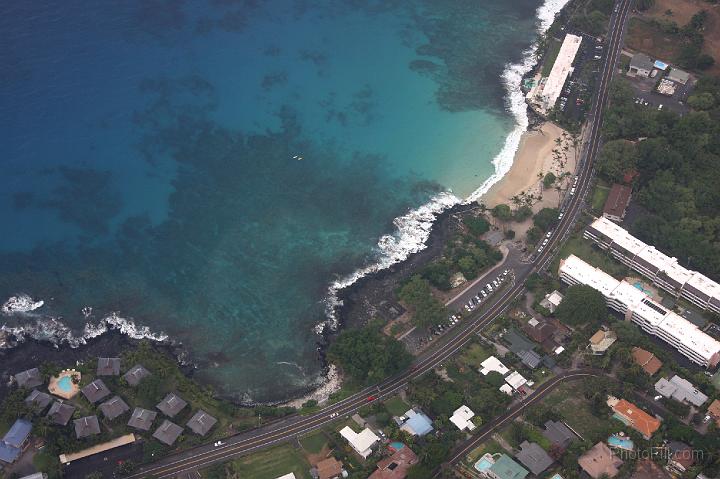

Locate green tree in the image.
[327,321,412,384]
[543,172,557,189]
[514,205,533,222]
[554,284,607,327]
[465,216,490,236]
[596,140,638,182]
[687,92,715,111]
[492,204,513,222]
[399,275,449,328]
[533,208,559,232]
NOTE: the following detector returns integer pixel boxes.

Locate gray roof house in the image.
[46,401,76,426]
[629,53,654,76]
[15,368,43,389]
[518,350,542,369]
[25,390,52,412]
[74,416,101,439]
[668,68,690,84]
[81,379,111,404]
[128,408,157,431]
[123,364,151,386]
[97,357,121,376]
[99,396,130,420]
[157,393,187,418]
[543,420,575,450]
[515,441,554,476]
[655,375,708,407]
[186,410,218,436]
[152,420,183,446]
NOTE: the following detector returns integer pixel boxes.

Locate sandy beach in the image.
[481,121,578,237]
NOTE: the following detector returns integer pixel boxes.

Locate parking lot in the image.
[624,71,694,115]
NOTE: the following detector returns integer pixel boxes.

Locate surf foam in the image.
[2,294,44,314]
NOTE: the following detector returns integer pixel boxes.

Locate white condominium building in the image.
[559,254,720,368]
[585,216,720,314]
[534,33,583,113]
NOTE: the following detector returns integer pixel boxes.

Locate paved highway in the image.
[126,1,632,477]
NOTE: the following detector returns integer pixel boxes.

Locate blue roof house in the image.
[400,409,434,437]
[0,419,32,463]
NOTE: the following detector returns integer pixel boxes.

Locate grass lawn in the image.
[207,444,312,479]
[457,342,492,370]
[542,38,562,76]
[626,17,682,66]
[542,382,610,443]
[590,183,610,213]
[551,232,628,279]
[465,438,504,464]
[300,431,328,454]
[383,396,410,416]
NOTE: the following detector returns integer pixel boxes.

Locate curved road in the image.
[127,1,632,477]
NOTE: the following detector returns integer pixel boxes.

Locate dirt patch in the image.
[633,0,720,76]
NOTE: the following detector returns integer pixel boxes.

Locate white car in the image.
[214,441,225,447]
[570,187,576,195]
[545,231,552,238]
[557,212,564,220]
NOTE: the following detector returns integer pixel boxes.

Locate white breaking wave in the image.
[2,294,45,314]
[0,312,168,350]
[319,191,460,333]
[466,0,571,203]
[319,0,571,331]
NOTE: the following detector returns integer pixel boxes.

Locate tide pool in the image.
[1,0,555,402]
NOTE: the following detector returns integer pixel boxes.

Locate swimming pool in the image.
[608,435,634,450]
[474,458,493,472]
[389,442,405,451]
[57,375,73,393]
[633,281,652,297]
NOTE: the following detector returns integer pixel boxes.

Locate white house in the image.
[340,426,379,459]
[480,356,510,376]
[450,405,476,431]
[505,371,528,391]
[275,474,297,479]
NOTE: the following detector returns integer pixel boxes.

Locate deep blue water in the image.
[1,0,546,402]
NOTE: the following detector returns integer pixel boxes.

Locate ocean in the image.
[0,0,567,402]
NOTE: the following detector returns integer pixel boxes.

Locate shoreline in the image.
[0,0,574,408]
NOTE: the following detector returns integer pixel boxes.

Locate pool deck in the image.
[48,370,81,399]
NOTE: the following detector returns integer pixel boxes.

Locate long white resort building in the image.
[559,254,720,368]
[584,216,720,314]
[529,33,583,113]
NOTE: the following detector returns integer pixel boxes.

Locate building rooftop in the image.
[518,350,542,369]
[538,34,582,112]
[47,401,76,426]
[631,347,662,375]
[611,399,661,438]
[99,396,131,420]
[316,456,343,479]
[186,410,218,436]
[668,68,690,84]
[97,357,121,376]
[400,409,433,437]
[632,458,672,479]
[81,379,111,404]
[654,375,708,406]
[489,454,529,479]
[603,184,632,220]
[340,426,379,458]
[450,405,476,431]
[369,445,418,479]
[74,416,101,439]
[2,419,32,449]
[0,443,21,464]
[630,53,654,72]
[25,390,52,412]
[543,420,575,450]
[480,356,510,376]
[515,441,553,476]
[578,442,623,479]
[122,364,151,386]
[156,392,187,418]
[505,371,528,390]
[14,368,42,389]
[128,408,157,431]
[708,399,720,426]
[152,420,184,446]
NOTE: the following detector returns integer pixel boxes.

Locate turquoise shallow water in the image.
[1,0,549,402]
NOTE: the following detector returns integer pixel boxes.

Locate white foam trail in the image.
[319,191,460,333]
[2,294,44,314]
[0,312,168,350]
[465,0,572,203]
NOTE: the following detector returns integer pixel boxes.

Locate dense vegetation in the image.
[554,284,608,327]
[398,275,450,328]
[327,320,412,385]
[419,232,501,291]
[598,78,720,280]
[644,9,715,70]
